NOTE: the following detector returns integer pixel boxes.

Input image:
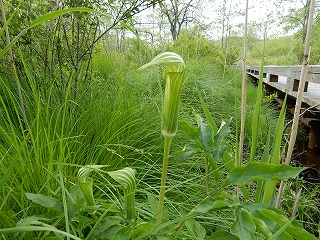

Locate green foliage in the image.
[223,162,305,186]
[281,180,320,236]
[0,2,318,237]
[247,36,298,65]
[250,41,266,163]
[165,28,240,66]
[138,52,187,226]
[231,209,256,240]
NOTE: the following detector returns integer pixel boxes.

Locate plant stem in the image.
[156,136,173,226]
[290,188,302,218]
[239,0,249,166]
[205,156,210,196]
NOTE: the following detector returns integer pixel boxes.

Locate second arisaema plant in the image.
[138,52,186,226]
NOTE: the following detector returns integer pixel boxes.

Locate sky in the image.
[203,0,304,38]
[136,0,305,40]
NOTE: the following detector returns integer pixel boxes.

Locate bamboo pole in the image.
[276,0,315,208]
[290,188,302,218]
[239,0,249,166]
[237,0,249,197]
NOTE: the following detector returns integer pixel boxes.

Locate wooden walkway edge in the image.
[244,65,320,163]
[246,65,320,111]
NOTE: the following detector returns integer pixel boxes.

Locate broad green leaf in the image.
[213,118,232,162]
[172,144,198,161]
[252,217,272,239]
[250,210,293,240]
[25,193,63,212]
[113,226,130,240]
[262,209,318,240]
[200,122,214,151]
[222,146,235,172]
[191,196,234,215]
[179,120,199,140]
[147,193,159,217]
[231,209,256,240]
[185,219,206,239]
[191,197,216,214]
[130,222,156,239]
[207,230,238,240]
[198,91,218,133]
[85,216,123,239]
[223,162,305,186]
[269,219,295,240]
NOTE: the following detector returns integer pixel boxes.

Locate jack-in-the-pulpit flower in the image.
[138,52,186,137]
[138,52,186,226]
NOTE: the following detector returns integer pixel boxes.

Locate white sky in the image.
[136,0,304,40]
[204,0,304,38]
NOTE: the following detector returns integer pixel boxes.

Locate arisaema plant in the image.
[138,52,186,225]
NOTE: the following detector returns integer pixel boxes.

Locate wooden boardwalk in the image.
[246,65,320,111]
[246,65,320,155]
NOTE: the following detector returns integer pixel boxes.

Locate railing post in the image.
[293,79,309,92]
[308,120,320,149]
[269,74,278,82]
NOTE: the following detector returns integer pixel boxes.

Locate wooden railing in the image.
[246,65,320,92]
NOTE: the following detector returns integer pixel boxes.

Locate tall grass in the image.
[1,46,314,238]
[0,50,163,230]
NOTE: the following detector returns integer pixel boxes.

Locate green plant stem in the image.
[205,156,210,196]
[156,136,173,226]
[239,0,249,167]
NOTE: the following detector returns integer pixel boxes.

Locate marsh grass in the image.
[0,51,163,230]
[0,44,312,238]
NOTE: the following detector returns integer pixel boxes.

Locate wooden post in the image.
[269,74,278,82]
[286,77,294,91]
[293,79,309,92]
[308,120,320,149]
[239,0,249,197]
